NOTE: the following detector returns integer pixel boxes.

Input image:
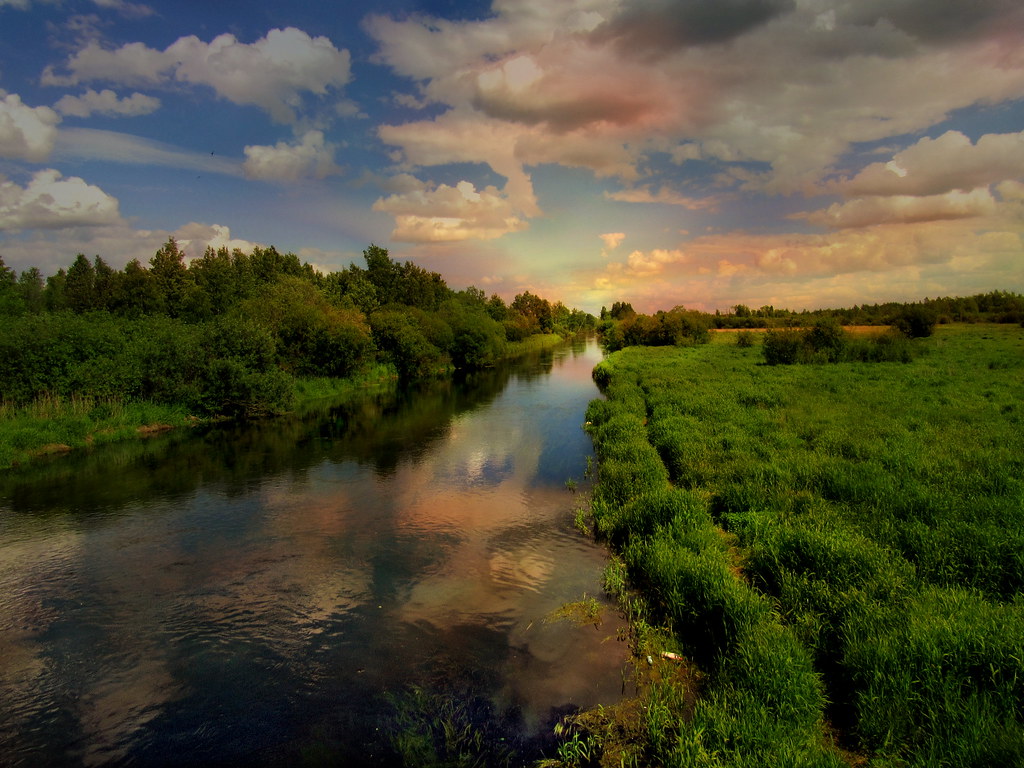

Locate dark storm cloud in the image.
[841,0,1023,43]
[592,0,796,54]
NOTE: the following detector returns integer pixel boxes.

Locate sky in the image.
[0,0,1022,314]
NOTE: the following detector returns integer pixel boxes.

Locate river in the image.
[0,336,627,767]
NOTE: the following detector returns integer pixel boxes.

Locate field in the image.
[567,324,1024,767]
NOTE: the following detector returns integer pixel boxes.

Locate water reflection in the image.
[0,336,624,766]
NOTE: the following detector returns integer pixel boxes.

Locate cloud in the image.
[0,92,61,161]
[54,127,243,176]
[42,27,351,124]
[368,0,1024,206]
[600,232,625,250]
[837,130,1024,197]
[378,111,541,217]
[89,0,154,18]
[171,222,261,257]
[0,218,259,276]
[796,188,999,229]
[373,178,528,242]
[592,209,1024,312]
[0,169,120,231]
[243,130,341,181]
[625,247,686,277]
[592,0,796,55]
[54,88,160,118]
[605,186,721,210]
[836,0,1023,44]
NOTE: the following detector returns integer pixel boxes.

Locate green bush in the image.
[893,305,938,338]
[762,328,803,365]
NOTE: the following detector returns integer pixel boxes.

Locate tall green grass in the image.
[567,324,1024,767]
[0,394,194,469]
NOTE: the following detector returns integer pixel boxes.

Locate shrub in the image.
[762,328,802,365]
[893,305,937,338]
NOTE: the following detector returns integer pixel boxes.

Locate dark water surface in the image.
[0,337,628,767]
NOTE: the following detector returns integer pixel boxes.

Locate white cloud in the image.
[0,219,259,276]
[243,130,341,181]
[797,188,999,229]
[54,88,160,118]
[0,169,120,231]
[838,130,1024,197]
[625,247,685,277]
[368,0,1024,204]
[172,222,261,257]
[592,207,1024,312]
[0,92,61,161]
[373,178,528,242]
[43,27,352,124]
[54,127,243,176]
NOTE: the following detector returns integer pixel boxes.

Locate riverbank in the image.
[0,334,577,471]
[554,324,1024,767]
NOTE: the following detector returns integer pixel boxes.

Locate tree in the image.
[150,238,188,316]
[609,301,635,320]
[44,269,67,311]
[114,259,160,316]
[893,305,937,338]
[0,255,22,315]
[17,267,45,314]
[64,254,97,313]
[511,291,553,333]
[93,256,116,311]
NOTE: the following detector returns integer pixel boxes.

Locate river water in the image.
[0,336,628,767]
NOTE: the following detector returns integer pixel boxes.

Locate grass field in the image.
[565,324,1024,767]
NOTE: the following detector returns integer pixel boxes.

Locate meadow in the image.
[565,324,1023,767]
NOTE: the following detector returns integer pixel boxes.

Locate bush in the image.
[893,305,937,338]
[762,328,803,365]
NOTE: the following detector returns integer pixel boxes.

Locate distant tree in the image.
[93,256,117,311]
[64,254,97,313]
[893,305,937,338]
[17,267,45,314]
[609,301,635,320]
[324,266,379,315]
[114,259,160,317]
[44,269,67,311]
[0,255,21,315]
[511,291,553,333]
[485,294,508,322]
[150,238,189,316]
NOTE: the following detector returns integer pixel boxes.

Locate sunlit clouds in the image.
[0,0,1021,311]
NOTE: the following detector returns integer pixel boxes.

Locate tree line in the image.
[0,243,594,417]
[713,291,1024,328]
[596,290,1022,357]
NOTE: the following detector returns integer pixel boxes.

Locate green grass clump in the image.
[564,324,1024,767]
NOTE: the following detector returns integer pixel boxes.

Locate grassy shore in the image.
[558,324,1023,767]
[0,334,574,472]
[0,363,400,471]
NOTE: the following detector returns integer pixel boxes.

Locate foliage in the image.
[763,319,914,365]
[600,307,710,352]
[0,240,590,465]
[893,303,938,338]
